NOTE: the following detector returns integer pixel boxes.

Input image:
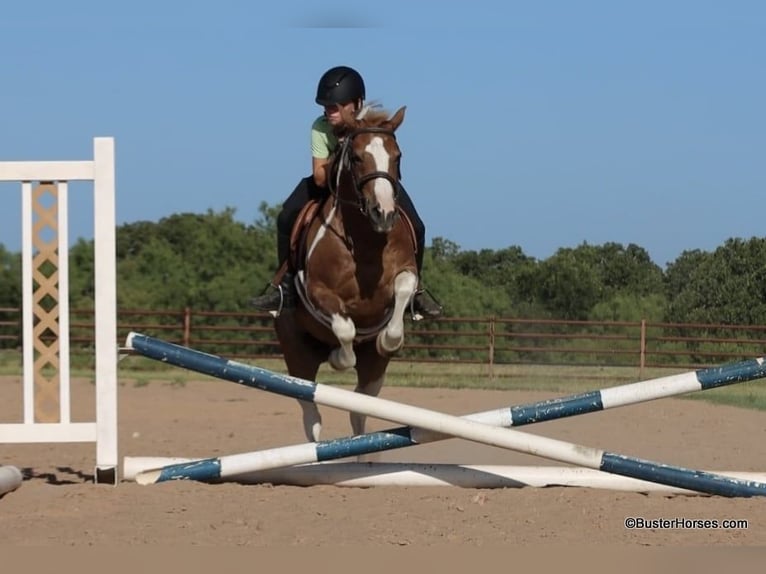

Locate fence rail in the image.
[3,306,766,379]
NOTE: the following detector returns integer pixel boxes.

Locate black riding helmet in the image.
[315,66,366,106]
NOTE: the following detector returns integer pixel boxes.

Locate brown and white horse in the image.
[275,105,418,442]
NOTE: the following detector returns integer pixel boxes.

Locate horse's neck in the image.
[333,175,362,221]
[324,178,381,250]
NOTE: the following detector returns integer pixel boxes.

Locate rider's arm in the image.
[311,116,336,190]
[312,156,330,188]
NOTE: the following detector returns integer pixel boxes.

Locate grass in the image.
[4,349,766,411]
[684,383,766,410]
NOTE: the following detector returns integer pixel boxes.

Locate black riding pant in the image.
[276,176,426,272]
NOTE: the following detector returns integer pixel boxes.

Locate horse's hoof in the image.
[329,349,355,371]
[376,332,404,356]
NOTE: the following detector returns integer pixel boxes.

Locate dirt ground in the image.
[2,372,766,548]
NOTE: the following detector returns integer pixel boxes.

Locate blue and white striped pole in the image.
[134,354,766,485]
[126,332,766,496]
[122,458,766,493]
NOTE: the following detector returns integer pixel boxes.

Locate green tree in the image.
[533,248,603,319]
[523,242,664,320]
[430,236,460,262]
[589,293,667,322]
[665,238,766,325]
[111,206,277,311]
[590,242,664,296]
[0,244,22,308]
[452,246,536,287]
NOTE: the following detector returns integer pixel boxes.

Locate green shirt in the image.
[310,115,338,159]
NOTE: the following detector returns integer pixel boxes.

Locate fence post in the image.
[639,319,646,379]
[488,316,495,380]
[183,307,191,347]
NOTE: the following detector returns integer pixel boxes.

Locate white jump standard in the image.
[0,138,118,484]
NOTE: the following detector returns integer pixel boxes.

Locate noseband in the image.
[331,126,400,213]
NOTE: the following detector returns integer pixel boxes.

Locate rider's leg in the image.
[397,184,443,318]
[251,177,315,312]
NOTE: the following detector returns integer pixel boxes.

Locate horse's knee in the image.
[377,329,404,356]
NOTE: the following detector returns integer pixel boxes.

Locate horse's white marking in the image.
[365,137,396,215]
[332,313,355,342]
[306,203,338,267]
[377,271,417,355]
[329,313,357,370]
[299,399,323,442]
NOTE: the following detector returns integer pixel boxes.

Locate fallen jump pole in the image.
[126,332,766,497]
[131,342,766,486]
[123,457,766,494]
[0,466,23,497]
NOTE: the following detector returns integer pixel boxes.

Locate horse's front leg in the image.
[352,346,390,461]
[298,399,323,442]
[376,270,418,356]
[328,313,357,370]
[310,286,358,370]
[275,313,326,442]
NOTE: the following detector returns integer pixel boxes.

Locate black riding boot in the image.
[410,229,443,319]
[250,271,296,314]
[412,286,443,319]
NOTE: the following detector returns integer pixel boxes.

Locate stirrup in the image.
[251,264,296,315]
[410,287,443,321]
[251,281,293,317]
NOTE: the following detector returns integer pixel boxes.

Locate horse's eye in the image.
[350,154,362,164]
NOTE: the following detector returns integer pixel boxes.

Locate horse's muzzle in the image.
[368,203,398,233]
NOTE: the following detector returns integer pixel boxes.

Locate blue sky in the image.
[0,1,764,268]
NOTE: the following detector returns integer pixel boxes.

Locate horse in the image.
[274,105,418,443]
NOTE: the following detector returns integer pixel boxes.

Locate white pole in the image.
[21,183,34,424]
[93,137,118,481]
[126,333,766,497]
[0,466,23,497]
[122,457,766,495]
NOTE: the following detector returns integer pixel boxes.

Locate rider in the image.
[251,65,442,318]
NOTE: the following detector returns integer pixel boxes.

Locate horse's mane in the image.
[356,106,391,126]
[333,105,397,139]
[334,104,392,130]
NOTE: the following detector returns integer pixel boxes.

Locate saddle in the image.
[289,199,322,273]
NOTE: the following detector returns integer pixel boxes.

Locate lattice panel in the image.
[32,182,61,423]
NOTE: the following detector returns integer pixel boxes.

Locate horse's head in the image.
[333,106,406,233]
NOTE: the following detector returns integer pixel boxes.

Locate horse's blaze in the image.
[365,137,396,217]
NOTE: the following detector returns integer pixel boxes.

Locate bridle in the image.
[330,126,401,214]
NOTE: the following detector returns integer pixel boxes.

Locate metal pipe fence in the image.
[4,306,766,379]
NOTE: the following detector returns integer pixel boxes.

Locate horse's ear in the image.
[388,106,406,131]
